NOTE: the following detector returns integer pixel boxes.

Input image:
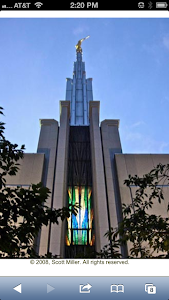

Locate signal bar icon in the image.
[34,2,43,8]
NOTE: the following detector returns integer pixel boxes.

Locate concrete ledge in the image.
[101,119,120,128]
[39,119,58,126]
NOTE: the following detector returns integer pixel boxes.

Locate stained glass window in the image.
[66,186,94,246]
[66,126,95,250]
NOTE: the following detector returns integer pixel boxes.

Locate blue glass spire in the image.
[65,37,93,125]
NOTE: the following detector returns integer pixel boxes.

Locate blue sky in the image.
[0,18,169,154]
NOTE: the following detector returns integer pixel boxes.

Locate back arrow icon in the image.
[13,284,22,293]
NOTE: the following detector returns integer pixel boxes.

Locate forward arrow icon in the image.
[47,284,55,294]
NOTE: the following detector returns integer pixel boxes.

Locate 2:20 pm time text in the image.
[70,2,99,9]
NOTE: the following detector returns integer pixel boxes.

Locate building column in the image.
[49,101,70,257]
[37,119,59,256]
[89,101,109,252]
[101,119,122,229]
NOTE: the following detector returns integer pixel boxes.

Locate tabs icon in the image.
[145,283,156,294]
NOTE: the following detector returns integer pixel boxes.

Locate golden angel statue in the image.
[75,36,90,52]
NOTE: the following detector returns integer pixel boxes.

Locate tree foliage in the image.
[0,107,77,258]
[100,163,169,258]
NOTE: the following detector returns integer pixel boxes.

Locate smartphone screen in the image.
[0,3,169,299]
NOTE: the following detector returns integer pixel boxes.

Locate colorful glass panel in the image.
[66,186,94,246]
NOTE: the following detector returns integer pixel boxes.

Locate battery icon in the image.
[156,2,168,8]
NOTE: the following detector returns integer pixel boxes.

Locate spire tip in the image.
[75,36,90,53]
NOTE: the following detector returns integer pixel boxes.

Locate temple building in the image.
[6,38,169,258]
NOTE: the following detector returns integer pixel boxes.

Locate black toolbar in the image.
[0,1,169,11]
